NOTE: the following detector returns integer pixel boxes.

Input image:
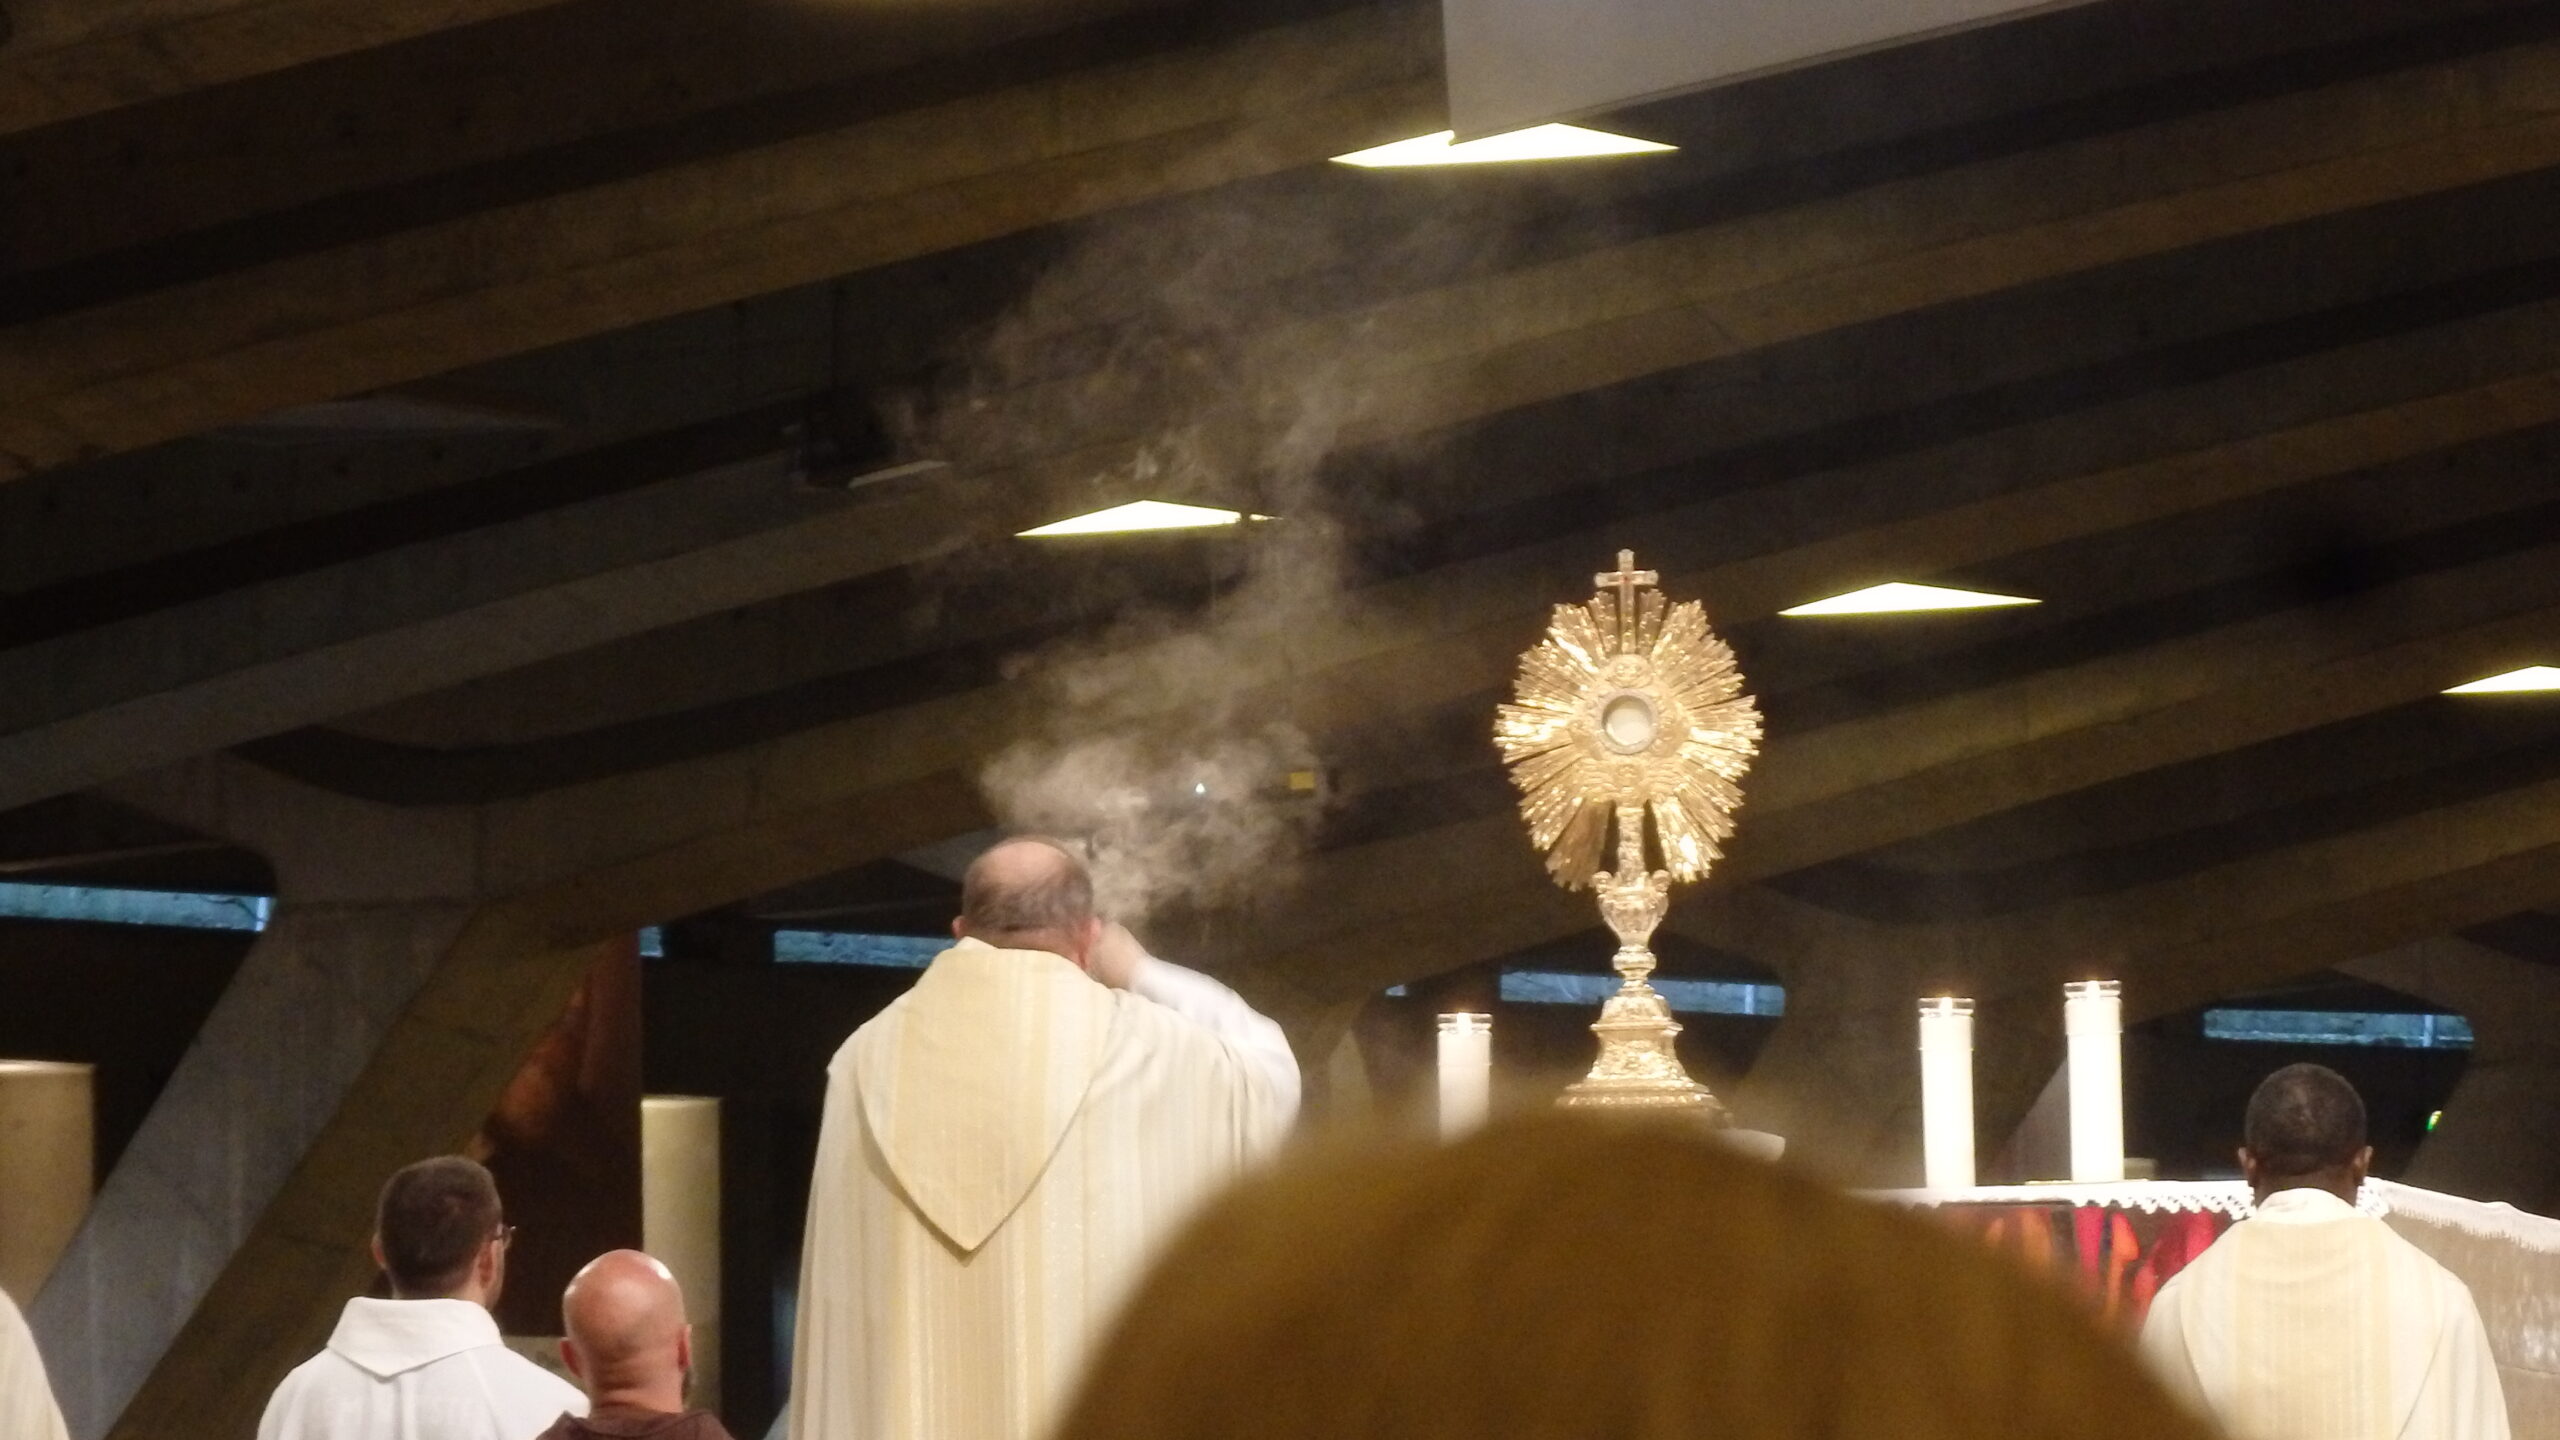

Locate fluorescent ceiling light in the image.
[1780,582,2042,617]
[2444,665,2560,694]
[1017,500,1271,537]
[1330,124,1674,168]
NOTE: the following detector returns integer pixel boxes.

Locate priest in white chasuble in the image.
[2141,1063,2508,1440]
[789,836,1300,1440]
[0,1285,68,1440]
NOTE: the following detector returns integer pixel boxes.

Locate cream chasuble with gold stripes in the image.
[2140,1188,2509,1440]
[790,938,1298,1440]
[0,1287,68,1440]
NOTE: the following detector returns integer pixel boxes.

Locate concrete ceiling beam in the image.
[338,279,2560,754]
[0,457,989,812]
[2342,937,2560,1207]
[275,336,2560,812]
[1740,544,2560,870]
[1,0,1181,271]
[947,33,2560,497]
[0,6,1441,480]
[7,10,2553,488]
[0,0,564,136]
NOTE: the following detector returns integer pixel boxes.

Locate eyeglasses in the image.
[494,1224,519,1252]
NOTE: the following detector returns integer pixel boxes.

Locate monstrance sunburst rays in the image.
[1494,551,1762,1114]
[1494,557,1761,891]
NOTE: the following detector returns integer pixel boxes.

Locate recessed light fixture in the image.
[2444,665,2560,694]
[1016,500,1273,538]
[1779,582,2043,617]
[1330,124,1675,169]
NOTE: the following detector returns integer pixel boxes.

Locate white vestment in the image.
[2140,1188,2510,1440]
[257,1297,586,1440]
[789,939,1299,1440]
[0,1287,67,1440]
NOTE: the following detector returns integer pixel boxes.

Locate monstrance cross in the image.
[1593,549,1658,651]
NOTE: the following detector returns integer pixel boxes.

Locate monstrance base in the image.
[1558,1073,1729,1119]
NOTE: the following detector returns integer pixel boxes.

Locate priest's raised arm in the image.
[788,837,1298,1440]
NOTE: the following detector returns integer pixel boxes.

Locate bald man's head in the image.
[560,1250,691,1409]
[956,836,1099,964]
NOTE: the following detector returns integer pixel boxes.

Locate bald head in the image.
[957,836,1098,961]
[560,1250,690,1409]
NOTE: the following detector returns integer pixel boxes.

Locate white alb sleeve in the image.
[1127,955,1303,1124]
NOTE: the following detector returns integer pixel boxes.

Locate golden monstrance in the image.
[1495,552,1762,1115]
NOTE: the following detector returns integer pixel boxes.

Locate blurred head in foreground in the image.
[1054,1115,2222,1440]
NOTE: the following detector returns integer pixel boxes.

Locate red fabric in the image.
[1928,1202,2235,1330]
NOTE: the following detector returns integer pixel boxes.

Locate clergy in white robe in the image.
[2139,1063,2508,1440]
[259,1156,587,1440]
[789,837,1299,1440]
[0,1287,68,1440]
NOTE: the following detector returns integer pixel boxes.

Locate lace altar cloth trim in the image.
[1875,1179,2560,1253]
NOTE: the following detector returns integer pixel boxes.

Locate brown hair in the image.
[1054,1115,2221,1440]
[375,1156,501,1298]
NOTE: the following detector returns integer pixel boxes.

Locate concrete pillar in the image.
[29,764,479,1439]
[0,1061,91,1304]
[643,1096,722,1413]
[2345,938,2560,1212]
[1730,948,2068,1187]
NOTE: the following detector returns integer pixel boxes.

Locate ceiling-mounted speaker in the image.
[787,388,949,494]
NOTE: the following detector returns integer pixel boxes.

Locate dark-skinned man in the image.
[2140,1063,2508,1440]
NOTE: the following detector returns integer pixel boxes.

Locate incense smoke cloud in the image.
[974,559,1336,924]
[923,199,1432,924]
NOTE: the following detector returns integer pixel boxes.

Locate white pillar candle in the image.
[0,1060,92,1303]
[1917,998,1976,1190]
[2064,980,2125,1183]
[1436,1013,1492,1139]
[642,1095,722,1411]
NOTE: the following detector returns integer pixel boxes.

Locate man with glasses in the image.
[259,1155,587,1440]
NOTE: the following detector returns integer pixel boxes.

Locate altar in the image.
[1882,1180,2560,1438]
[1479,556,2559,1431]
